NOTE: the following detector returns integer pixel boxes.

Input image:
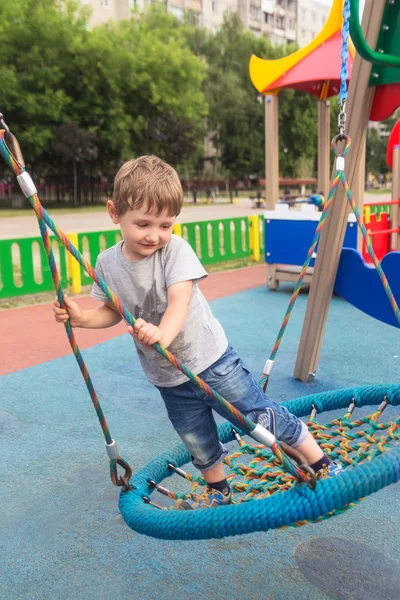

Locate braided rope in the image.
[35,217,132,486]
[0,129,132,486]
[0,129,311,486]
[120,383,400,540]
[339,0,351,104]
[259,139,351,390]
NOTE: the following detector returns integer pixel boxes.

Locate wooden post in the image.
[352,136,367,252]
[294,0,387,382]
[317,99,331,200]
[392,146,400,251]
[265,94,279,209]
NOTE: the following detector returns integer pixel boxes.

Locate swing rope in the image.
[259,146,348,391]
[0,122,316,489]
[259,0,399,390]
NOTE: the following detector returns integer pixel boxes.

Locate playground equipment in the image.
[250,0,359,288]
[334,117,400,327]
[250,0,356,209]
[264,203,357,290]
[293,0,400,385]
[1,0,400,541]
[265,117,400,290]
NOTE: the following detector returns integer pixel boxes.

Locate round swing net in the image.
[1,0,399,541]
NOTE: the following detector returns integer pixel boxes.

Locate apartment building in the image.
[82,0,299,46]
[297,0,331,47]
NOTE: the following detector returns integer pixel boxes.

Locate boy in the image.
[53,156,341,510]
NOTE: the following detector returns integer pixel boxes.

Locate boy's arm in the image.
[53,295,122,329]
[159,280,193,347]
[130,281,192,349]
[79,302,122,329]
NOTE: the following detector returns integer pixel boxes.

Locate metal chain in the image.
[338,0,351,137]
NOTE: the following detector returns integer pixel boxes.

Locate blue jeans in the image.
[157,344,308,471]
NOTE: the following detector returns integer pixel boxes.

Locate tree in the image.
[0,0,88,164]
[184,13,325,180]
[0,2,208,180]
[366,128,389,178]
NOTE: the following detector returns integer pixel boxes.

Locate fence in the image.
[0,215,265,300]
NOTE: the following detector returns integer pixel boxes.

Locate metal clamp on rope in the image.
[250,424,276,447]
[106,440,133,491]
[336,156,345,171]
[263,359,275,376]
[105,439,119,460]
[377,396,389,414]
[281,441,317,489]
[17,172,37,198]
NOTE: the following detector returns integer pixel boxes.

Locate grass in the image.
[0,258,264,310]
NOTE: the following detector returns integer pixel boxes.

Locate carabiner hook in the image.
[0,113,10,133]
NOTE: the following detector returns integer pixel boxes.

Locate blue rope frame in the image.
[119,383,400,540]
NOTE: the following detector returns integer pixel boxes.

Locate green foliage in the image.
[366,128,389,177]
[0,0,88,160]
[0,1,207,177]
[0,3,326,186]
[184,13,286,179]
[278,89,318,178]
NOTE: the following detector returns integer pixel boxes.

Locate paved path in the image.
[0,192,392,239]
[0,264,266,375]
[1,274,400,600]
[0,200,265,239]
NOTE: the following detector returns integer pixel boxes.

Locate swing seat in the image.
[119,383,400,540]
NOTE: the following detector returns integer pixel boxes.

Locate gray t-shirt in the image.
[91,234,228,387]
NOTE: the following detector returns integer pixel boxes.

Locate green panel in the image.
[181,218,250,265]
[0,236,68,299]
[78,230,122,286]
[369,3,400,87]
[259,215,265,255]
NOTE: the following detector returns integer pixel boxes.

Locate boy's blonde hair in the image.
[113,155,183,216]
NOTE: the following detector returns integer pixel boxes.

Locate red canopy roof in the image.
[271,31,354,98]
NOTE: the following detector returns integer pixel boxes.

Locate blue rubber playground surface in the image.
[1,284,400,600]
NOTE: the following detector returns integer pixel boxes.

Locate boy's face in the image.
[107,200,176,261]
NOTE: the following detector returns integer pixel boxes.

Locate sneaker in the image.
[176,487,232,510]
[318,461,343,479]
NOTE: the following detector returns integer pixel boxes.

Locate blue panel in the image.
[265,219,357,266]
[334,248,400,328]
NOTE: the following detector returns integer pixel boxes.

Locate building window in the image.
[168,4,184,19]
[249,6,261,20]
[312,12,316,23]
[102,0,111,8]
[265,13,273,24]
[302,9,306,20]
[212,0,218,13]
[289,19,295,30]
[275,15,284,29]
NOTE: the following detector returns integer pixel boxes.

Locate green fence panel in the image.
[181,217,251,264]
[259,215,265,256]
[0,216,259,299]
[78,230,122,286]
[368,204,390,217]
[0,236,68,299]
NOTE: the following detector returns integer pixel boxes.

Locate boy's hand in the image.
[53,294,83,327]
[128,318,163,349]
